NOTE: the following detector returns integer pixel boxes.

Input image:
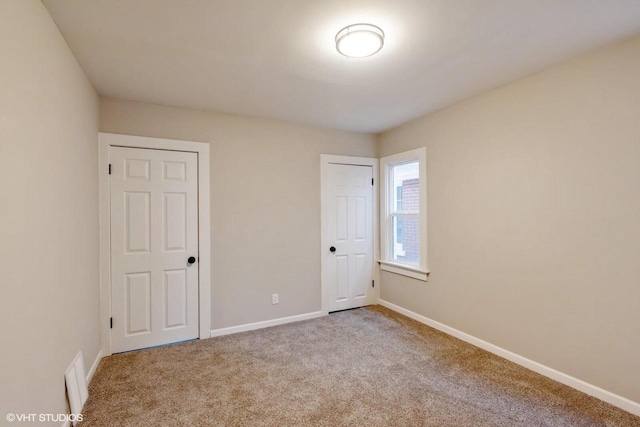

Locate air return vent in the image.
[65,352,88,425]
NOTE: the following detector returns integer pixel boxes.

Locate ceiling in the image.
[43,0,640,133]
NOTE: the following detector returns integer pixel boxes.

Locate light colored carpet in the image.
[80,306,640,426]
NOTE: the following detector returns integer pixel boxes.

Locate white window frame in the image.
[379,147,429,281]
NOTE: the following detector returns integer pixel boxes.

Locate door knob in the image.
[329,246,336,253]
[188,256,196,264]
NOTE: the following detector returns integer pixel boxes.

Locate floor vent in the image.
[65,352,88,426]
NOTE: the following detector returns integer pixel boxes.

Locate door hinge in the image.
[108,164,112,175]
[110,317,113,329]
[371,178,374,185]
[372,280,375,288]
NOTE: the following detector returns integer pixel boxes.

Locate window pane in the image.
[382,147,426,273]
[392,215,419,266]
[392,161,419,212]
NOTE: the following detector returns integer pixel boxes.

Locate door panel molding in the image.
[99,133,211,356]
[110,147,198,352]
[320,155,379,315]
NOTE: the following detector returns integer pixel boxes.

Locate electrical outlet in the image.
[272,293,279,305]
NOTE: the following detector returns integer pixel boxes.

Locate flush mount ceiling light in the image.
[335,23,385,58]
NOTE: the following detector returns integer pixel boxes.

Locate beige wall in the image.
[377,35,640,402]
[99,98,376,330]
[0,0,100,420]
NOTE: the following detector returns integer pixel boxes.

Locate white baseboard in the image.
[86,350,102,385]
[210,311,325,338]
[378,299,640,417]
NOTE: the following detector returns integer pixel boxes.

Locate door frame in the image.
[320,155,379,315]
[99,133,211,356]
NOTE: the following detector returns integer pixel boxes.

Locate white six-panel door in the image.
[110,147,199,353]
[324,163,375,312]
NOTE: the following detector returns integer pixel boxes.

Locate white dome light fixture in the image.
[335,23,385,58]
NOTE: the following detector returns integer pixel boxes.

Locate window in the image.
[380,147,428,281]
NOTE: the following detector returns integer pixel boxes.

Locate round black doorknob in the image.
[188,256,196,264]
[329,246,336,253]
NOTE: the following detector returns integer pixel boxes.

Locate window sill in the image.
[378,260,429,282]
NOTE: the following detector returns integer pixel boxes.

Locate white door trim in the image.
[320,155,379,315]
[99,133,211,355]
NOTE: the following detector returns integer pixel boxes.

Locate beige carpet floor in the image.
[80,306,640,426]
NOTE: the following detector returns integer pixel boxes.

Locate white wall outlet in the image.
[272,293,279,305]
